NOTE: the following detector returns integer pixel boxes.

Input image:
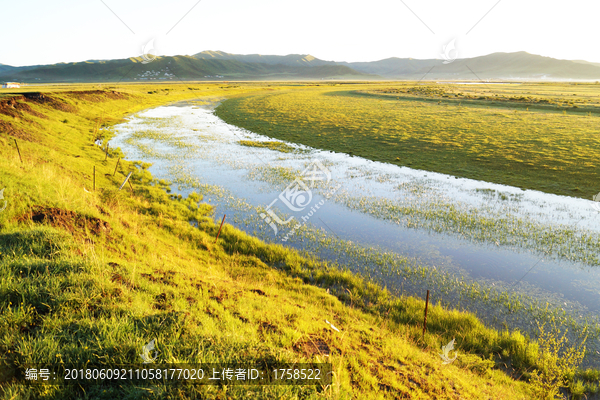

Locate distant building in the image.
[2,82,20,88]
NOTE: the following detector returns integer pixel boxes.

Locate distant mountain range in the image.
[193,50,600,80]
[1,51,600,83]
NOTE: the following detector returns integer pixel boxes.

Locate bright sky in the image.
[2,0,599,66]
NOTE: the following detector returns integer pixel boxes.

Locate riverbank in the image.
[215,83,600,200]
[110,99,600,368]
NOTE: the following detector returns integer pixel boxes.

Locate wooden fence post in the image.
[113,158,121,176]
[422,289,430,339]
[215,214,226,243]
[14,139,23,163]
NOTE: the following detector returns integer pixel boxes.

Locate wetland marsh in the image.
[109,87,600,369]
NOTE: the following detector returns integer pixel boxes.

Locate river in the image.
[109,99,600,368]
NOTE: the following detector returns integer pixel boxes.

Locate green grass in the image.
[0,83,597,399]
[215,83,600,200]
[238,140,301,154]
[115,109,600,361]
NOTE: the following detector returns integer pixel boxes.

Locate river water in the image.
[110,99,600,367]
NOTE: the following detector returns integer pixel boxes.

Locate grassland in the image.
[215,82,600,200]
[238,140,301,154]
[0,82,598,399]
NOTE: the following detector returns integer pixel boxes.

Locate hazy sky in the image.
[2,0,599,66]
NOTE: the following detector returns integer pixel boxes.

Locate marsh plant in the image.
[530,317,587,399]
[258,159,332,239]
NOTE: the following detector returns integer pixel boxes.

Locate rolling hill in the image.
[193,50,338,67]
[0,64,17,74]
[193,50,600,80]
[1,51,600,82]
[0,55,372,83]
